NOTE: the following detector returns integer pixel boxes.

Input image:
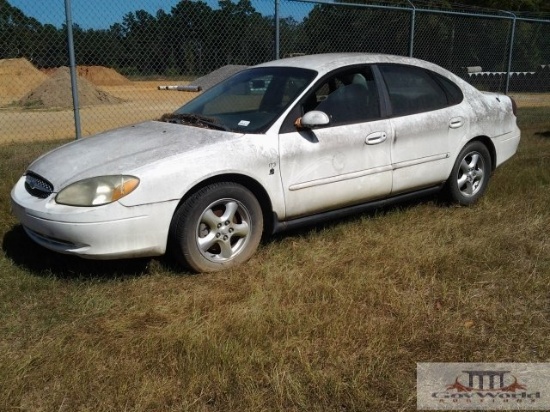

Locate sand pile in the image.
[188,65,248,91]
[39,68,58,76]
[76,66,131,86]
[19,67,123,108]
[0,58,48,106]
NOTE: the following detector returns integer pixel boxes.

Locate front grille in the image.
[24,172,54,199]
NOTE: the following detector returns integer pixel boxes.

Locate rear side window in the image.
[379,65,454,117]
[434,74,464,106]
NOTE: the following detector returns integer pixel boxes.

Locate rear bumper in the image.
[494,127,521,168]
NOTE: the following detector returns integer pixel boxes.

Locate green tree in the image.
[0,0,45,61]
[302,3,410,55]
[213,0,273,67]
[170,0,215,74]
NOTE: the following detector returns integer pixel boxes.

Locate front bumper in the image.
[11,177,178,259]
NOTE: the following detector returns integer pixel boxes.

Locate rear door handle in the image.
[366,131,387,145]
[449,117,464,129]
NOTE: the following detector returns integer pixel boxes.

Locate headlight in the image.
[56,175,140,206]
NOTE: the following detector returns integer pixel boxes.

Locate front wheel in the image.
[446,141,492,206]
[169,182,263,272]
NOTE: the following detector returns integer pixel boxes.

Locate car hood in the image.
[28,121,244,190]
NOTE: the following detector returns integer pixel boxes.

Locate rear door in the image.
[377,64,465,194]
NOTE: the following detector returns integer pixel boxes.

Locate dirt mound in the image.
[189,65,248,91]
[76,66,131,86]
[19,67,123,108]
[0,58,48,106]
[39,67,58,76]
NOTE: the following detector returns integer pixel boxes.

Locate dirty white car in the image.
[11,53,520,272]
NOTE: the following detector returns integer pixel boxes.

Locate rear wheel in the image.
[446,141,492,205]
[169,182,263,272]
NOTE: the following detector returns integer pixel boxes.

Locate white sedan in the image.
[11,53,520,272]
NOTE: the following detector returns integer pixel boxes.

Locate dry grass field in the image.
[0,101,549,411]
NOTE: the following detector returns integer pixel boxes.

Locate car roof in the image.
[255,53,449,76]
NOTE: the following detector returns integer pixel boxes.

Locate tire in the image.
[446,141,492,206]
[169,182,263,273]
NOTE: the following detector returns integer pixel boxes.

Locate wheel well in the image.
[176,174,275,234]
[469,136,497,171]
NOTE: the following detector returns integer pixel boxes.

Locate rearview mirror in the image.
[251,80,265,89]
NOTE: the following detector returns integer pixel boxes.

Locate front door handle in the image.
[366,131,387,145]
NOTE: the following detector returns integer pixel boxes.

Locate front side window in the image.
[175,67,316,133]
[302,66,380,126]
[379,65,450,117]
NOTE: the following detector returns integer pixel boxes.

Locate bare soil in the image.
[0,82,196,143]
[19,67,123,109]
[76,66,132,86]
[0,58,47,106]
[39,66,131,86]
[509,93,550,108]
[0,58,201,143]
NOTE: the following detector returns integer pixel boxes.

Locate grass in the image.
[1,106,549,411]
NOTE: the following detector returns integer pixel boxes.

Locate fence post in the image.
[64,0,82,140]
[504,12,517,95]
[275,0,280,59]
[407,0,416,57]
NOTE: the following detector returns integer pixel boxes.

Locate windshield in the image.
[173,67,317,133]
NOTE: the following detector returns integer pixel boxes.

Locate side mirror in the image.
[298,110,330,129]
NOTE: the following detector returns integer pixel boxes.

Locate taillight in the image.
[509,96,518,117]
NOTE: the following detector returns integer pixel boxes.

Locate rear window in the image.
[379,64,460,117]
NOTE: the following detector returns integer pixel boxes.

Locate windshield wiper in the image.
[159,113,228,131]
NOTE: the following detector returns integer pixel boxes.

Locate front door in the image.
[278,67,393,219]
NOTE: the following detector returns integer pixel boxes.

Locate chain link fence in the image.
[1,0,549,143]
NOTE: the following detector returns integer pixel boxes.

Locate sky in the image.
[9,0,208,29]
[8,0,305,29]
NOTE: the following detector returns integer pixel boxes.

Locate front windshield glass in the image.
[174,67,317,133]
